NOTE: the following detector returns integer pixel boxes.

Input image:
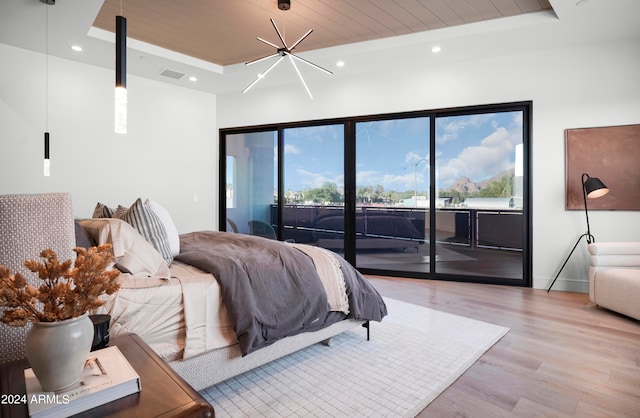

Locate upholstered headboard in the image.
[0,193,76,364]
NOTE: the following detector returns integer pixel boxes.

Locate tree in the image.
[305,182,342,204]
[356,186,374,204]
[476,176,513,198]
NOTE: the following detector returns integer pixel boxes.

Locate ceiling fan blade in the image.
[270,18,288,49]
[288,55,313,99]
[289,29,313,51]
[286,52,333,75]
[246,52,279,66]
[242,55,286,94]
[257,37,280,50]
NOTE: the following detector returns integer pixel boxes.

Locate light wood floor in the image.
[366,276,640,417]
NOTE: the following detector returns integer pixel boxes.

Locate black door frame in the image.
[219,101,532,287]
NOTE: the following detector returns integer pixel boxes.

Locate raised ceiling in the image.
[3,1,639,96]
[93,0,553,67]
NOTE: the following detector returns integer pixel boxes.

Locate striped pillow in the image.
[118,198,173,265]
[145,199,180,257]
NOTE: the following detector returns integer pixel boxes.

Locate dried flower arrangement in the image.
[0,245,120,326]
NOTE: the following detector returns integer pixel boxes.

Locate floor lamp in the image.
[547,173,609,292]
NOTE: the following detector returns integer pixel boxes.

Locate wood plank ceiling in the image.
[93,0,553,67]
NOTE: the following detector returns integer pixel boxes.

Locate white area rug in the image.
[200,298,508,417]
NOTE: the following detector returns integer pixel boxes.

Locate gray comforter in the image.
[175,231,387,355]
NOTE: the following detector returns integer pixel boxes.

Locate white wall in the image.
[218,37,640,291]
[0,43,217,233]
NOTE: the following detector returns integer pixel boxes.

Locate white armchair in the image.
[588,242,640,321]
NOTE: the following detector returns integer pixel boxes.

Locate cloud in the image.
[296,169,343,189]
[356,170,381,185]
[436,113,495,144]
[404,151,428,166]
[284,143,301,154]
[382,172,426,191]
[437,124,519,188]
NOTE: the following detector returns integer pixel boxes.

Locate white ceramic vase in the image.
[25,312,93,392]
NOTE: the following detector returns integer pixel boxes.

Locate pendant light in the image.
[44,132,50,176]
[114,5,127,134]
[40,0,54,176]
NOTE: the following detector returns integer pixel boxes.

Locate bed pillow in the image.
[113,205,129,219]
[92,202,115,218]
[77,218,170,278]
[116,198,173,265]
[145,199,180,257]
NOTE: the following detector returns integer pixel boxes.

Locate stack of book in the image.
[24,346,141,418]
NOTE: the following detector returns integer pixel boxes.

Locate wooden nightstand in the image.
[0,333,214,417]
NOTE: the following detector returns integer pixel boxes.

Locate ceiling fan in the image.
[242,13,333,99]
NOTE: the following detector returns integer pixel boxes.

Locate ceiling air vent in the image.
[160,68,185,80]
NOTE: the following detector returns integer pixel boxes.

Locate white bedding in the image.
[171,261,237,359]
[96,275,185,361]
[292,243,349,314]
[95,260,238,361]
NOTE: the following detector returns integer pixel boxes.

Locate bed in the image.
[75,199,387,391]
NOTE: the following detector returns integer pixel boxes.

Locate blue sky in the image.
[280,111,523,192]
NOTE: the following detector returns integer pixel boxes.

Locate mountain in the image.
[449,176,481,194]
[446,169,515,194]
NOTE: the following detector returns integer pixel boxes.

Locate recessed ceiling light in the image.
[431,46,441,53]
[336,61,345,68]
[70,45,82,52]
[189,76,198,82]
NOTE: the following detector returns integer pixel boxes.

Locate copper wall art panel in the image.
[565,124,640,210]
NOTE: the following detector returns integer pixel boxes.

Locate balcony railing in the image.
[270,204,523,251]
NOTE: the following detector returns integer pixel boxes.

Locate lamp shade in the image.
[583,176,609,199]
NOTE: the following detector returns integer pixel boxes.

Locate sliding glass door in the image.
[281,124,344,245]
[355,117,431,272]
[434,110,525,281]
[220,102,531,286]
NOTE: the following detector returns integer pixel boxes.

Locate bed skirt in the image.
[169,318,366,391]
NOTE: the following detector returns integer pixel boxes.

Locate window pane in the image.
[355,117,430,272]
[282,125,344,245]
[225,131,277,236]
[435,111,524,279]
[226,155,235,209]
